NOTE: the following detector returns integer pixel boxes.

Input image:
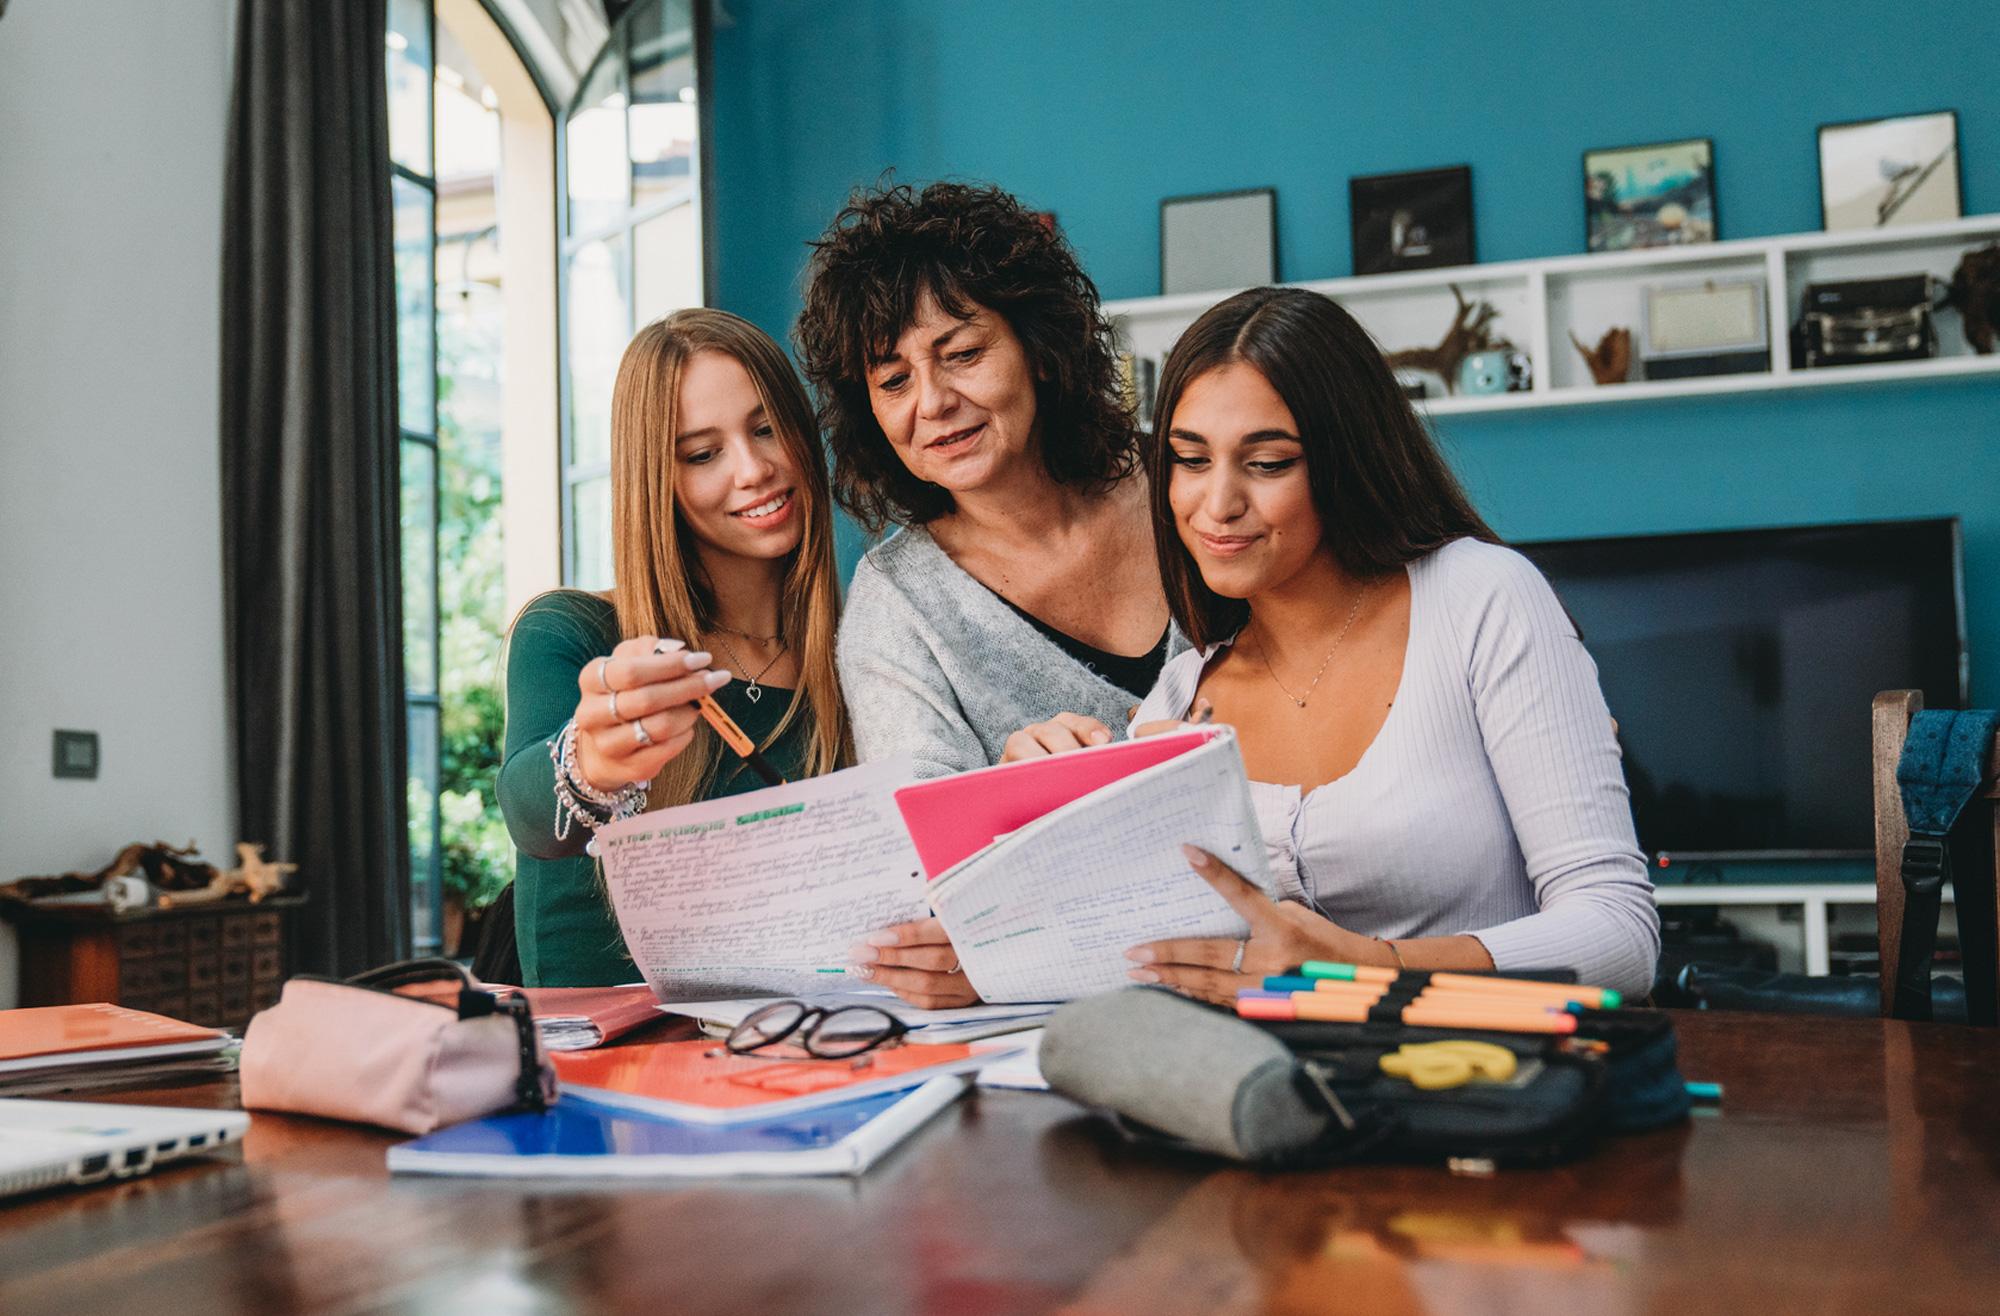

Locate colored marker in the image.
[1238,994,1578,1035]
[696,693,786,787]
[1299,962,1622,1010]
[1254,980,1551,1013]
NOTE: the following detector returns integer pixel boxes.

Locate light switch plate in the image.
[53,729,99,780]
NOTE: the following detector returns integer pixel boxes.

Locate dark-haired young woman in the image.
[797,181,1183,1007]
[1022,287,1658,1000]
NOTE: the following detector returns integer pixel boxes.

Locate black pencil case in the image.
[1040,988,1631,1170]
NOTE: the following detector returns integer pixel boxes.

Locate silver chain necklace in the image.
[713,632,787,704]
[1254,580,1371,709]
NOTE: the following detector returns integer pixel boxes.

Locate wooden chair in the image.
[1873,690,2000,1024]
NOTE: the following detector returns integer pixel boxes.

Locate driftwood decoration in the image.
[1569,327,1633,385]
[1944,243,2000,354]
[1384,285,1501,393]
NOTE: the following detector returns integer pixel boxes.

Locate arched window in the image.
[386,0,707,950]
[559,0,706,589]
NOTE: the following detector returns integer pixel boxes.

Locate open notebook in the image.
[895,727,1274,1003]
[592,730,1269,1006]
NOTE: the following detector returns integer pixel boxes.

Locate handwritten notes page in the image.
[593,759,928,1000]
[927,729,1275,1004]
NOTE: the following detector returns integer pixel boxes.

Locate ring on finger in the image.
[607,690,622,722]
[632,718,653,748]
[1230,939,1247,974]
[947,958,961,974]
[596,656,612,693]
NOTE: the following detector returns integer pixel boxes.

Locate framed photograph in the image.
[1349,165,1475,276]
[1160,187,1277,295]
[1818,110,1961,231]
[1583,137,1716,252]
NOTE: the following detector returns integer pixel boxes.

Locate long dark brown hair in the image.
[1149,286,1499,647]
[794,180,1138,531]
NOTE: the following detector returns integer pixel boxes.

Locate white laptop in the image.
[0,1100,250,1201]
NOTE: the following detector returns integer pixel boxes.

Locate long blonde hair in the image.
[608,308,851,808]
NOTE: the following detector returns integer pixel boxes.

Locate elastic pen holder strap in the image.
[1368,978,1429,1024]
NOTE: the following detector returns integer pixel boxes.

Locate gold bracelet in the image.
[1375,936,1407,970]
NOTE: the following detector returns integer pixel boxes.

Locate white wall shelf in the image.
[1654,882,1955,978]
[1106,213,2000,419]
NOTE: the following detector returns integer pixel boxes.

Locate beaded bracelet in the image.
[549,719,647,841]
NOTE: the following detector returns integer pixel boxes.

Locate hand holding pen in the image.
[571,636,733,791]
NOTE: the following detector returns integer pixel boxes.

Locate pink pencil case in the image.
[240,958,557,1134]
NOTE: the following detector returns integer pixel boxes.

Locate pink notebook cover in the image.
[893,729,1220,880]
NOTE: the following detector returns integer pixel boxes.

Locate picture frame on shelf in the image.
[1818,110,1961,231]
[1584,137,1717,252]
[1349,165,1476,276]
[1159,187,1277,295]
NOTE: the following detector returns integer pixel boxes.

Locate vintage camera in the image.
[1791,274,1938,369]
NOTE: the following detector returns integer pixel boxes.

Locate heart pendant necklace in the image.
[715,632,786,704]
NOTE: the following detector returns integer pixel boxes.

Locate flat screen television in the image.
[1515,518,1967,860]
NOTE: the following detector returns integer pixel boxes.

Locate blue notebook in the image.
[386,1075,966,1179]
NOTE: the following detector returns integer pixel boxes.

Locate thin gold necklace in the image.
[713,632,787,704]
[712,622,782,644]
[1254,580,1371,709]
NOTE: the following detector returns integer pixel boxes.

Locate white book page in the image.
[594,758,929,1000]
[928,729,1273,1003]
[655,990,1050,1028]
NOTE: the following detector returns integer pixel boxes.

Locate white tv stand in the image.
[1654,881,1955,977]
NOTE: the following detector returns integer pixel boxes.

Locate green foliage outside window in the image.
[436,291,512,912]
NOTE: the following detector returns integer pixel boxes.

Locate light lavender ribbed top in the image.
[1132,537,1659,996]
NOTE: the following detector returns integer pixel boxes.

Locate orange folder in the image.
[550,1038,1004,1125]
[0,1003,227,1067]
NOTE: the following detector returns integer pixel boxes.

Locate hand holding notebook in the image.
[896,727,1275,1004]
[591,729,1271,1007]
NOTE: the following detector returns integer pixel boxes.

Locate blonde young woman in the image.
[498,309,848,987]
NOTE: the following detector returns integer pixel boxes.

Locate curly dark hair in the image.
[794,180,1138,531]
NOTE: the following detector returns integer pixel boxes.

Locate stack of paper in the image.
[657,990,1052,1046]
[516,985,670,1051]
[0,1004,233,1098]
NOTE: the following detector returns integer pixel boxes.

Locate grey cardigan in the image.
[838,526,1188,778]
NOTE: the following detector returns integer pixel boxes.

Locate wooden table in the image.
[2,1011,1996,1314]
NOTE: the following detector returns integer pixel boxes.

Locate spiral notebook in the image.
[894,727,1274,1004]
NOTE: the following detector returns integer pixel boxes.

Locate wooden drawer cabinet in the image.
[7,897,303,1032]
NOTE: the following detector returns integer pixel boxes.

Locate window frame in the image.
[556,0,712,587]
[389,0,445,953]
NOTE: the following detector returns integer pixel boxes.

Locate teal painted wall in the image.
[708,0,2000,720]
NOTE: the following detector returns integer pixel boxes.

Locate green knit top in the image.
[497,590,814,986]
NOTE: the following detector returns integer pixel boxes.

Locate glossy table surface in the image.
[3,1010,1997,1315]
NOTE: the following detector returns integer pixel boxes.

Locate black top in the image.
[993,593,1172,698]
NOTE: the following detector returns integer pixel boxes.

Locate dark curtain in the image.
[221,0,409,976]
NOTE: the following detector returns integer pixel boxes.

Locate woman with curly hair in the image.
[797,181,1179,1006]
